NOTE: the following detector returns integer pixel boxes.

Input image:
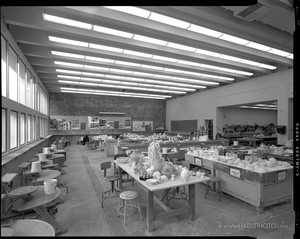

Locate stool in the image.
[204,176,222,201]
[100,161,120,208]
[117,191,142,226]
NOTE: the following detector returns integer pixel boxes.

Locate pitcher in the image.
[44,179,57,195]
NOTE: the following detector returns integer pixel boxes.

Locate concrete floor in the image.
[54,144,295,237]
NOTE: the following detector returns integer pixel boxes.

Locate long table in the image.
[114,160,209,232]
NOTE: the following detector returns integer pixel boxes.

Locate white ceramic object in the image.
[199,172,205,178]
[180,167,190,182]
[51,144,57,150]
[117,157,129,163]
[38,153,47,162]
[146,179,158,185]
[233,141,239,146]
[44,179,57,195]
[31,161,42,173]
[162,148,168,154]
[43,147,50,154]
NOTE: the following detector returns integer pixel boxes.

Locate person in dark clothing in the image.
[83,135,90,146]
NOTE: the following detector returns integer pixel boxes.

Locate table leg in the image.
[33,205,67,235]
[118,166,123,190]
[147,190,154,232]
[188,184,195,220]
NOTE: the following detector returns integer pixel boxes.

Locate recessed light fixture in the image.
[103,6,151,18]
[49,36,89,47]
[93,25,134,38]
[148,12,190,29]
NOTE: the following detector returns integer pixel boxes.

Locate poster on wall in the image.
[80,122,86,129]
[88,116,99,128]
[125,119,131,128]
[50,118,58,130]
[132,121,153,131]
[58,119,67,130]
[99,119,107,128]
[107,121,114,129]
[71,119,80,129]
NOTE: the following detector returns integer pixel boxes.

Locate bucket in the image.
[44,179,57,195]
[51,144,57,150]
[38,153,47,161]
[31,161,42,173]
[43,147,50,154]
[162,148,168,154]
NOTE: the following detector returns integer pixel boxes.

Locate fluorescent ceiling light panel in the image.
[200,73,234,81]
[123,49,152,58]
[93,25,133,38]
[177,60,199,66]
[200,64,220,70]
[49,36,89,47]
[58,80,79,84]
[83,65,109,71]
[154,74,172,79]
[54,61,83,68]
[239,59,261,66]
[85,56,114,63]
[51,51,85,59]
[57,75,81,79]
[133,34,168,45]
[43,13,93,30]
[56,69,82,74]
[195,49,221,57]
[109,68,132,74]
[164,68,184,73]
[80,77,102,82]
[148,12,190,29]
[245,42,271,51]
[166,42,196,52]
[257,64,277,70]
[105,75,126,79]
[61,87,77,91]
[152,55,178,62]
[104,6,151,18]
[77,91,93,94]
[61,90,77,93]
[219,34,250,45]
[267,48,291,57]
[287,54,293,59]
[133,72,153,76]
[219,55,242,62]
[80,82,98,86]
[89,43,123,53]
[115,61,141,67]
[187,24,223,37]
[218,67,253,76]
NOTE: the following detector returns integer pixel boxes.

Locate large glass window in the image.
[33,116,36,140]
[10,111,18,149]
[2,109,7,153]
[8,46,18,102]
[20,113,26,145]
[1,36,7,97]
[33,77,36,110]
[27,115,32,142]
[19,60,26,105]
[26,69,31,107]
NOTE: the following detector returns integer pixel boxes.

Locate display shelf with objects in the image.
[184,147,293,213]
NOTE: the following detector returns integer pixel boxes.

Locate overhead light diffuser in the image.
[89,43,123,53]
[115,61,141,67]
[56,69,82,74]
[54,61,83,68]
[51,51,85,59]
[133,34,168,45]
[148,12,190,29]
[85,56,114,63]
[187,24,223,38]
[152,55,178,62]
[123,49,152,58]
[93,25,133,38]
[177,60,199,66]
[141,64,164,70]
[219,34,250,45]
[49,36,89,47]
[166,42,196,52]
[57,75,80,79]
[43,13,93,30]
[195,49,221,57]
[83,65,109,71]
[245,42,271,51]
[267,48,291,57]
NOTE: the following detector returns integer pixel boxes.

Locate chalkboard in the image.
[171,120,197,132]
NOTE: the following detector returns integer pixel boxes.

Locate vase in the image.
[129,150,140,164]
[180,167,190,182]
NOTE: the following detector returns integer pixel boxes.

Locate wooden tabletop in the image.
[33,170,61,183]
[10,219,55,236]
[16,186,61,212]
[7,186,38,198]
[114,160,209,192]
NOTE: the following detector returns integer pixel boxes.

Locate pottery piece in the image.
[180,167,190,182]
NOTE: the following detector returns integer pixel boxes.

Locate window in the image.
[10,111,18,149]
[20,113,26,145]
[1,36,7,97]
[33,116,36,140]
[8,46,18,102]
[2,109,7,153]
[37,84,40,112]
[33,77,36,110]
[19,60,26,105]
[26,69,31,107]
[27,115,32,142]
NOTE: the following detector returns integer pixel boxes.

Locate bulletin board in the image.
[132,121,153,132]
[50,116,131,130]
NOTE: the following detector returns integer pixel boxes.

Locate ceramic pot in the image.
[44,179,57,195]
[180,167,190,182]
[129,150,140,164]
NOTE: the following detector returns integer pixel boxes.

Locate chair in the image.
[204,175,223,201]
[113,154,134,186]
[100,161,120,208]
[117,190,142,226]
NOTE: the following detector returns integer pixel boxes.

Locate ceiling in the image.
[1,2,294,100]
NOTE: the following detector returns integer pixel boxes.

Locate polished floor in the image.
[54,144,295,237]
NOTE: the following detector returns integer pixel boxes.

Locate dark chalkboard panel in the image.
[171,120,197,132]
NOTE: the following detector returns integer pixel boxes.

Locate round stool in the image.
[117,191,142,226]
[204,176,222,201]
[101,175,120,208]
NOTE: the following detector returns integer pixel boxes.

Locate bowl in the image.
[146,179,158,185]
[117,157,129,163]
